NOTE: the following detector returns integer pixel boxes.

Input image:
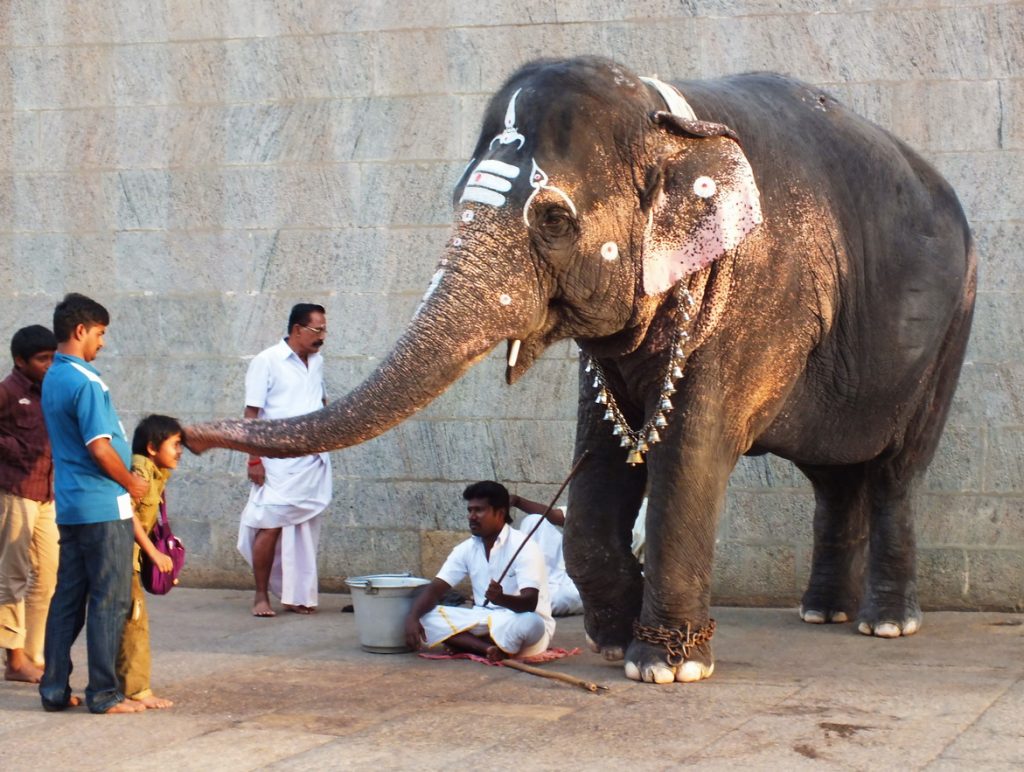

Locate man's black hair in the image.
[52,293,110,342]
[287,303,326,333]
[10,325,57,362]
[132,414,183,456]
[463,480,512,524]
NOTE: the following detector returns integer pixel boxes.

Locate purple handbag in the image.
[141,496,186,595]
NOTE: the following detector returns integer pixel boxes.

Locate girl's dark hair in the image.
[132,414,183,456]
[10,325,57,362]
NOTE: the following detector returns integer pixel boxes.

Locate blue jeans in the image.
[39,519,133,713]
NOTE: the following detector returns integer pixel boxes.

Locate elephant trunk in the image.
[185,255,544,457]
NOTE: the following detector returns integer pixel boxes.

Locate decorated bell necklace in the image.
[585,283,695,466]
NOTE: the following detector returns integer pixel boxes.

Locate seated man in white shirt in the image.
[509,494,583,616]
[405,481,554,661]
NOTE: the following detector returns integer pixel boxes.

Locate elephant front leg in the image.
[564,389,646,662]
[624,438,733,684]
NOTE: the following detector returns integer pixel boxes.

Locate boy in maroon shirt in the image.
[0,325,58,683]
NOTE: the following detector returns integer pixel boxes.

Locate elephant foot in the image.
[856,615,922,638]
[582,599,639,663]
[585,633,624,661]
[856,596,922,638]
[798,605,850,624]
[623,638,715,684]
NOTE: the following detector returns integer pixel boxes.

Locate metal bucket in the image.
[344,573,431,653]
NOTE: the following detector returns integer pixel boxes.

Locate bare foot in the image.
[106,698,146,714]
[252,599,276,617]
[138,694,173,709]
[283,604,316,615]
[485,645,508,662]
[5,661,44,683]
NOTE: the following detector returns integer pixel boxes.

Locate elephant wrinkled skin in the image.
[186,57,976,684]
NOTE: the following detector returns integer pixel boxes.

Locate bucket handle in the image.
[347,572,412,595]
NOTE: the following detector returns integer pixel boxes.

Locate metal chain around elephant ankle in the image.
[584,282,695,466]
[633,619,716,666]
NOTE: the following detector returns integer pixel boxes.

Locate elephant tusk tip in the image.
[507,339,521,368]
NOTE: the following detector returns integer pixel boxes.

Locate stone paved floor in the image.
[1,588,1021,770]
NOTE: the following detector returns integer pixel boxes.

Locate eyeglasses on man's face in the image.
[301,325,327,335]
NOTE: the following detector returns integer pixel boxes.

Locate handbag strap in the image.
[159,493,169,527]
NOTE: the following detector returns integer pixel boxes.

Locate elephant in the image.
[186,56,976,684]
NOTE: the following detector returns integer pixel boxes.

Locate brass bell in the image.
[647,428,661,444]
[654,412,668,428]
[593,376,600,389]
[612,424,623,436]
[660,396,673,412]
[663,380,676,395]
[636,439,649,453]
[585,360,592,373]
[671,364,684,379]
[596,390,608,405]
[625,448,645,465]
[603,408,614,421]
[674,344,686,358]
[620,434,632,447]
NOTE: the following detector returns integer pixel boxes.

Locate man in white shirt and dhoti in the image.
[405,481,554,660]
[240,303,331,617]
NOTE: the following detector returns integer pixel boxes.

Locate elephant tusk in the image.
[507,339,522,368]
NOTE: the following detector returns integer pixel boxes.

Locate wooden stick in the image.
[496,450,591,586]
[500,659,609,693]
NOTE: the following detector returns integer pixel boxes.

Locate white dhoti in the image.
[237,452,331,608]
[421,604,550,658]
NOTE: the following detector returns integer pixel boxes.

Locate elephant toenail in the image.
[677,661,705,682]
[651,666,675,684]
[874,622,901,638]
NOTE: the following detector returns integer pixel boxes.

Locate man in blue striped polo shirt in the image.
[38,293,149,714]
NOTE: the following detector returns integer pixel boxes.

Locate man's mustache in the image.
[312,340,324,348]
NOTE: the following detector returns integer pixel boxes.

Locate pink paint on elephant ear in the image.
[642,142,763,296]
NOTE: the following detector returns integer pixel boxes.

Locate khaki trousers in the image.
[116,571,152,700]
[0,491,58,663]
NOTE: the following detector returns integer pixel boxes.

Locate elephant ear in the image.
[641,111,763,296]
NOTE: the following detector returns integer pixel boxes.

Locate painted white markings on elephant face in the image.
[601,241,619,261]
[461,210,475,223]
[693,176,717,198]
[459,159,521,207]
[498,293,512,306]
[523,159,577,227]
[490,88,526,150]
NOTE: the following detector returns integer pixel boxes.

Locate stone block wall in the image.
[1,0,1020,609]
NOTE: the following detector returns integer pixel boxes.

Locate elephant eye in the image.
[539,207,576,239]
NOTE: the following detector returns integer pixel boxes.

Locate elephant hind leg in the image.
[858,285,975,638]
[797,463,869,625]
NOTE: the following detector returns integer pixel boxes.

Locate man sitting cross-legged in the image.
[404,481,554,661]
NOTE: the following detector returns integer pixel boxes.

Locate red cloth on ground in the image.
[417,646,581,666]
